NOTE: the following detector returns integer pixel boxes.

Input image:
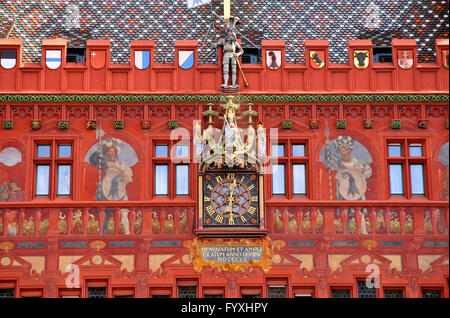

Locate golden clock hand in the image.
[226,178,237,217]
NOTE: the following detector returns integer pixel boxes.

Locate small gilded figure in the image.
[134,211,143,234]
[22,216,34,236]
[274,209,284,233]
[164,213,175,234]
[287,213,298,234]
[87,214,99,234]
[72,210,83,234]
[152,211,161,234]
[404,214,414,234]
[301,211,312,234]
[178,210,188,233]
[38,218,49,236]
[119,208,130,235]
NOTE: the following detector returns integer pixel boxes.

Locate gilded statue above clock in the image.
[196,96,266,235]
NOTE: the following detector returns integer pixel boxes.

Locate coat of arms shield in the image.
[45,50,62,70]
[353,50,369,70]
[310,50,325,69]
[90,50,106,70]
[266,50,281,70]
[398,50,413,69]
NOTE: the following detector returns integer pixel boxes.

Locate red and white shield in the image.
[90,50,106,69]
[398,50,413,69]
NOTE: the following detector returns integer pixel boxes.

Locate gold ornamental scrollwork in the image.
[187,237,274,273]
[0,242,14,252]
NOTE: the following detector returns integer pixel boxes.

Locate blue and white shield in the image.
[46,50,61,69]
[179,51,194,70]
[134,51,150,70]
[1,50,16,69]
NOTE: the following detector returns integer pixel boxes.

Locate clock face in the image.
[203,172,259,227]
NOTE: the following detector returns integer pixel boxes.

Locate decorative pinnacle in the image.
[202,103,218,124]
[243,103,258,124]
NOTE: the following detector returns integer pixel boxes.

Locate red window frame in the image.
[33,138,75,200]
[385,138,429,199]
[151,139,192,199]
[268,138,312,199]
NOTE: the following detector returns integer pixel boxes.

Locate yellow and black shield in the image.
[353,50,369,70]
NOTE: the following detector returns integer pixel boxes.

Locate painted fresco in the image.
[38,212,49,236]
[346,209,357,234]
[119,208,131,235]
[375,210,386,234]
[424,211,433,234]
[301,210,312,234]
[389,211,401,234]
[103,209,116,234]
[438,142,449,201]
[315,209,324,234]
[287,212,298,234]
[6,210,18,236]
[0,146,24,202]
[85,137,138,201]
[58,211,68,234]
[320,136,373,200]
[361,208,372,234]
[436,209,448,235]
[404,212,414,234]
[134,211,143,234]
[333,210,344,234]
[71,209,84,234]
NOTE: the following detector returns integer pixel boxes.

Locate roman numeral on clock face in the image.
[248,206,256,215]
[206,205,214,216]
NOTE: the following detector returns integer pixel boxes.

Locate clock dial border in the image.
[202,171,260,228]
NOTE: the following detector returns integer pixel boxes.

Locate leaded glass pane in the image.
[268,286,286,298]
[178,286,197,298]
[422,290,441,298]
[384,290,403,298]
[88,287,107,298]
[0,288,15,298]
[358,281,376,298]
[331,290,350,298]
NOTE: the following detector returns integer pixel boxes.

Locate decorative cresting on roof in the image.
[196,96,265,172]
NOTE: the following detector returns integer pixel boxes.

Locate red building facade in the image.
[0,36,448,298]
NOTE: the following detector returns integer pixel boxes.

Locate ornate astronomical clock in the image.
[196,97,267,237]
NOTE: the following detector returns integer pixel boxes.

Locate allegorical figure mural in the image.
[438,141,449,201]
[0,146,24,202]
[320,135,373,200]
[85,138,138,201]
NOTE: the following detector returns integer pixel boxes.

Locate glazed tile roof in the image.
[0,0,448,64]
